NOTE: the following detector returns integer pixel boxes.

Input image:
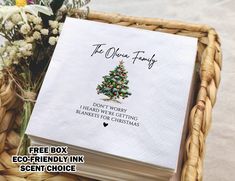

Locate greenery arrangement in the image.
[0,0,90,148]
[97,61,131,101]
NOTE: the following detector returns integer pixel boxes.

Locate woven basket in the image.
[0,11,222,181]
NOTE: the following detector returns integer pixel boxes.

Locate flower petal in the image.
[0,6,20,23]
[24,5,53,16]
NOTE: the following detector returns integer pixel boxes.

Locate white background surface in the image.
[0,0,234,180]
[88,1,235,180]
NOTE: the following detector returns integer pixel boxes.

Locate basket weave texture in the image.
[0,11,222,181]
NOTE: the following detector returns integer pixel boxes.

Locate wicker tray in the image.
[0,11,222,181]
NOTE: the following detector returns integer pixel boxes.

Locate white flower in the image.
[49,20,59,29]
[26,14,34,22]
[16,52,22,58]
[20,44,32,56]
[23,51,32,57]
[33,31,41,40]
[25,43,33,50]
[48,36,57,46]
[5,21,15,30]
[35,24,42,30]
[11,13,22,24]
[40,29,49,35]
[0,5,53,24]
[20,24,31,34]
[25,36,34,43]
[52,29,58,35]
[33,17,42,25]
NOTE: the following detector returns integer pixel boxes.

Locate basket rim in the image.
[87,11,214,33]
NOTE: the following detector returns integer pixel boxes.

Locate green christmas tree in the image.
[97,61,131,100]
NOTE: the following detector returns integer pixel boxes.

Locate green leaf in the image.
[40,0,64,27]
[50,0,65,14]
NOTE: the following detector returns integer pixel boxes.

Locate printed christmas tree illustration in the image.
[97,61,131,101]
